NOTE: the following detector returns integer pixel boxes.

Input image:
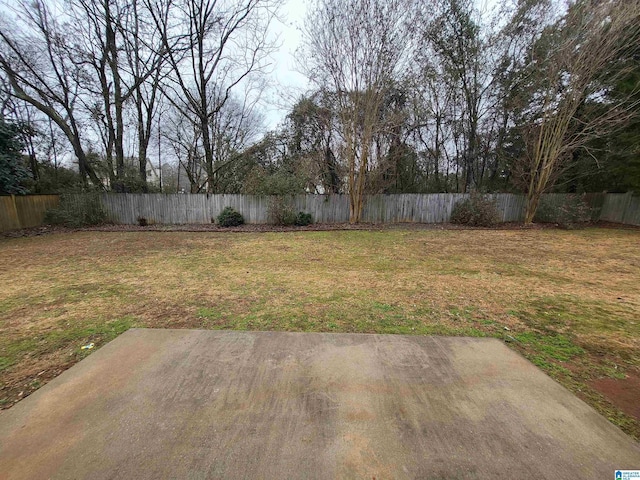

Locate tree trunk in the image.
[138,140,148,192]
[524,190,541,224]
[137,99,149,192]
[105,1,125,182]
[73,140,102,188]
[200,114,214,194]
[349,138,370,223]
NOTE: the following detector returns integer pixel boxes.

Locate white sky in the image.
[261,0,310,130]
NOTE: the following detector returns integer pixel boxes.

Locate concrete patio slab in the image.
[1,329,638,479]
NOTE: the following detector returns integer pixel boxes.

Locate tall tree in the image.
[302,0,418,222]
[0,0,103,187]
[512,0,640,223]
[148,0,280,193]
[424,0,484,192]
[287,92,341,194]
[123,0,168,190]
[72,0,168,190]
[162,94,261,193]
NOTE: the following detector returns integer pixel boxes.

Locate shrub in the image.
[534,195,593,229]
[294,211,313,226]
[217,206,244,227]
[533,199,556,224]
[44,193,107,227]
[450,193,500,227]
[267,197,297,226]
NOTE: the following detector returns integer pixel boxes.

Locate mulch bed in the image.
[0,221,564,238]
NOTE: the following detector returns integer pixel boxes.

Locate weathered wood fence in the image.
[61,193,525,225]
[600,193,640,225]
[2,192,639,232]
[0,195,59,232]
[74,192,638,226]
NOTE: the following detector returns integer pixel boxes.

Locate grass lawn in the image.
[1,227,639,438]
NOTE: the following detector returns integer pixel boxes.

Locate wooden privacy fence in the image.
[600,193,640,225]
[65,192,638,226]
[2,192,639,232]
[0,195,59,232]
[74,193,528,225]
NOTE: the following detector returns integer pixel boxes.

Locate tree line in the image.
[1,0,638,223]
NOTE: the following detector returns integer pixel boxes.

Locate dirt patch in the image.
[596,221,640,231]
[0,350,76,408]
[591,371,640,420]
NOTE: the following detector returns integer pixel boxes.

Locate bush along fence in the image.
[2,192,639,232]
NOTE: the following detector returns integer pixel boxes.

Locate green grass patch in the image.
[0,316,135,373]
[197,300,489,337]
[514,332,584,362]
[515,295,638,336]
[525,354,573,376]
[600,363,627,380]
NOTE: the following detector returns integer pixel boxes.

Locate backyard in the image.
[0,227,639,439]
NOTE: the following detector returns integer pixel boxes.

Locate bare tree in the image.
[72,0,123,186]
[71,0,168,190]
[410,0,529,194]
[423,0,485,192]
[302,0,418,222]
[206,94,263,192]
[162,92,261,192]
[513,0,640,223]
[124,0,168,190]
[163,102,205,192]
[147,0,280,193]
[0,75,39,180]
[0,0,103,187]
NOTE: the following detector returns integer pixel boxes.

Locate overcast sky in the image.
[262,0,310,130]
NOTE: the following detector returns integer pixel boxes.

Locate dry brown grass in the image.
[1,227,639,437]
